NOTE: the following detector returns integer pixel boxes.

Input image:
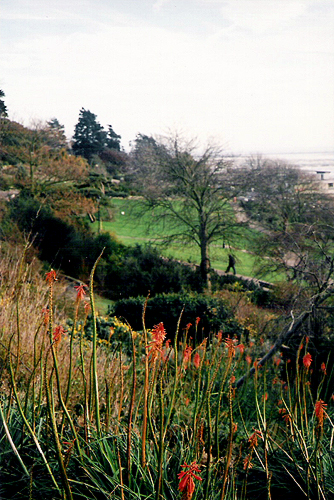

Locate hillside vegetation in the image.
[1,94,334,499]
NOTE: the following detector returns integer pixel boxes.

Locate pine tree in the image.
[106,124,121,151]
[72,108,107,162]
[0,89,8,118]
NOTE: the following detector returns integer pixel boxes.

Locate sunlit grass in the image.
[94,198,274,280]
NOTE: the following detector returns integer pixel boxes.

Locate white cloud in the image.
[220,0,308,34]
[1,0,333,152]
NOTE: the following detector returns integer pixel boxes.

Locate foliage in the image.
[0,119,89,194]
[45,118,68,150]
[236,156,329,231]
[0,88,8,118]
[4,194,123,281]
[103,244,204,300]
[72,108,107,161]
[72,108,122,163]
[110,291,241,339]
[234,157,334,282]
[128,133,240,287]
[0,254,333,500]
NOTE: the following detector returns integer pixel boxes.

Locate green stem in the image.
[8,343,61,495]
[47,278,82,460]
[45,350,73,500]
[163,307,183,439]
[141,295,149,468]
[89,248,105,436]
[215,356,232,460]
[0,400,30,478]
[127,327,137,487]
[156,376,164,500]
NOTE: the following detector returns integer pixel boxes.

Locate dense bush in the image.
[103,244,203,300]
[110,292,242,341]
[213,272,272,306]
[5,194,124,280]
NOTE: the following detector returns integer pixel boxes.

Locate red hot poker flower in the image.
[315,400,327,428]
[74,283,88,302]
[178,461,202,499]
[53,325,65,345]
[45,269,57,284]
[248,430,262,449]
[196,317,201,326]
[321,362,327,375]
[193,351,201,369]
[183,345,193,369]
[237,343,245,355]
[224,336,236,358]
[279,407,291,423]
[41,307,49,326]
[243,455,253,470]
[303,353,312,370]
[147,322,167,362]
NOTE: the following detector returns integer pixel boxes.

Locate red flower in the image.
[53,325,65,345]
[279,407,291,423]
[183,345,193,368]
[246,355,252,365]
[303,353,312,370]
[315,400,327,428]
[41,307,49,326]
[45,269,57,283]
[196,317,201,326]
[237,343,245,355]
[147,323,167,362]
[193,351,201,369]
[248,430,262,449]
[274,357,281,367]
[321,362,327,375]
[243,455,253,470]
[178,461,202,498]
[74,283,88,302]
[224,336,236,358]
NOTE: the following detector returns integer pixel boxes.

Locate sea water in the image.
[228,151,334,176]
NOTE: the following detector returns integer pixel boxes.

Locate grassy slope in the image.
[94,198,271,279]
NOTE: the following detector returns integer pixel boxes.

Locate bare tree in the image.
[129,133,238,288]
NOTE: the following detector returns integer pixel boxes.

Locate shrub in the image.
[5,194,124,281]
[103,244,203,300]
[110,292,242,341]
[213,272,271,306]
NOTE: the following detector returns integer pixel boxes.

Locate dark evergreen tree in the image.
[46,118,67,150]
[106,124,121,150]
[72,108,107,162]
[0,89,8,118]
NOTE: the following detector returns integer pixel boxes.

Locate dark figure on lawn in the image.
[225,254,236,275]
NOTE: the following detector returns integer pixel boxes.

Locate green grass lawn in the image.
[93,198,273,280]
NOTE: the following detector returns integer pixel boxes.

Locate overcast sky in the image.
[1,0,334,153]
